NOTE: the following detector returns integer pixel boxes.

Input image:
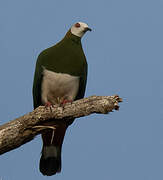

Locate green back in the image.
[33,30,88,109]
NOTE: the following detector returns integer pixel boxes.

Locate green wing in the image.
[76,62,88,100]
[32,54,43,109]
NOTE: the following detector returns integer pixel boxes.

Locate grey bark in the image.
[0,95,122,155]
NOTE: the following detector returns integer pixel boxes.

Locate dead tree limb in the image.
[0,95,122,155]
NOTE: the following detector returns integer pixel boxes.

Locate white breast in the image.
[41,69,79,105]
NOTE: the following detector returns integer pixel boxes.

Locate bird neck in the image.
[63,30,81,44]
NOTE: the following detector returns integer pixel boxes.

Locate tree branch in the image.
[0,95,122,155]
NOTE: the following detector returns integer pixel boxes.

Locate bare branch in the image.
[0,95,122,155]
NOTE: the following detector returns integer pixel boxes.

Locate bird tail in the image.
[39,123,67,176]
[40,145,62,176]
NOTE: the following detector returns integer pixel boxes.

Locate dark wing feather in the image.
[33,54,43,109]
[76,61,88,100]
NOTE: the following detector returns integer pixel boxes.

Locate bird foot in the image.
[61,99,73,106]
[45,102,54,112]
[60,99,73,110]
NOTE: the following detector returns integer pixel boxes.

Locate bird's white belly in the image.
[41,69,79,104]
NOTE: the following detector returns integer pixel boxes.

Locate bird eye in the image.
[75,23,81,28]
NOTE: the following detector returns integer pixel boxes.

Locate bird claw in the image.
[59,99,73,111]
[60,99,73,106]
[45,102,54,112]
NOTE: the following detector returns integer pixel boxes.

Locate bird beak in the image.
[84,27,92,32]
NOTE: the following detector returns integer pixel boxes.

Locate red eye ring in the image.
[75,23,80,28]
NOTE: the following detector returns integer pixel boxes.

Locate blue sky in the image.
[0,0,162,179]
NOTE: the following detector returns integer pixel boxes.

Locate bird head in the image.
[71,22,92,38]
